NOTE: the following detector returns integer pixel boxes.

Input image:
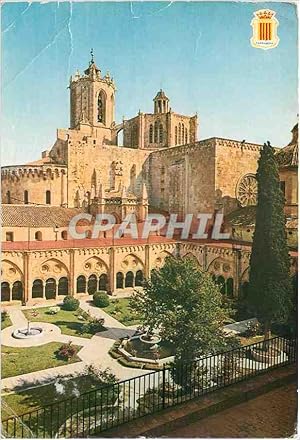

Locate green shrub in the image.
[62,295,80,311]
[93,291,110,308]
[1,310,8,322]
[57,342,77,361]
[81,317,105,334]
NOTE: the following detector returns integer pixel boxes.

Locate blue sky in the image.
[1,1,298,165]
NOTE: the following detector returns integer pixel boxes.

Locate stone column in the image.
[233,248,242,298]
[145,244,150,279]
[70,249,75,296]
[203,245,208,271]
[23,252,30,304]
[109,246,116,295]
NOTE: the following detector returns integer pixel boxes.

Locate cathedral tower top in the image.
[69,50,116,130]
[153,89,169,114]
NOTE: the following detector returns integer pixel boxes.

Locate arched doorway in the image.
[32,279,43,298]
[226,278,234,298]
[76,276,86,294]
[58,277,68,296]
[88,274,97,294]
[45,278,56,300]
[125,271,134,288]
[135,270,144,287]
[12,281,23,301]
[1,282,10,301]
[116,272,124,289]
[99,274,108,291]
[217,275,226,295]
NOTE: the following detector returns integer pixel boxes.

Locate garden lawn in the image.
[2,375,105,419]
[1,315,12,330]
[2,374,119,438]
[1,342,81,379]
[101,298,141,326]
[23,307,102,338]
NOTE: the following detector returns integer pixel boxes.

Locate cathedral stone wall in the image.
[149,140,216,215]
[66,131,152,208]
[214,139,261,214]
[1,166,67,206]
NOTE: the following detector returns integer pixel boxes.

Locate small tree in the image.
[130,257,237,364]
[248,142,292,345]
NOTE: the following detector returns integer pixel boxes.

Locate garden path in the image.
[1,300,153,392]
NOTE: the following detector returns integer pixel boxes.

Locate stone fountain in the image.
[12,321,43,339]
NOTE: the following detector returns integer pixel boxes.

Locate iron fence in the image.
[2,336,297,438]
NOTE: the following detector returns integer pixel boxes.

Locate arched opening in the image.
[181,124,184,143]
[159,124,163,143]
[88,274,98,294]
[99,273,108,291]
[185,128,188,144]
[32,279,43,298]
[6,191,11,204]
[46,190,51,205]
[116,272,124,289]
[135,270,144,287]
[76,276,86,294]
[1,282,10,301]
[217,275,226,295]
[154,121,158,143]
[61,230,68,240]
[125,271,134,288]
[45,278,56,300]
[97,90,106,124]
[12,281,23,301]
[24,190,29,204]
[226,278,234,298]
[175,126,178,145]
[58,277,68,296]
[149,124,153,143]
[35,231,42,241]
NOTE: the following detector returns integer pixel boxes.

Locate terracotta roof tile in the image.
[1,205,84,227]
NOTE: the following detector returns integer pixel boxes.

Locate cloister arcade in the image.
[1,243,297,304]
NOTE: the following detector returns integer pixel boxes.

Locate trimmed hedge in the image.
[93,291,110,308]
[62,295,80,311]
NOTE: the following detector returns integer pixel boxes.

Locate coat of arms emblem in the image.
[250,9,279,50]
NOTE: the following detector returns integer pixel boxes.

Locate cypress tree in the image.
[248,141,292,341]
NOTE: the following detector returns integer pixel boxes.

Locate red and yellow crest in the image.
[250,9,279,50]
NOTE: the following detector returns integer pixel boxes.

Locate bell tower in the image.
[153,89,169,114]
[69,50,116,130]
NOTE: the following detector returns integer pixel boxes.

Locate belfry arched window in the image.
[175,126,178,145]
[97,91,106,124]
[178,123,181,145]
[149,124,153,143]
[182,124,185,144]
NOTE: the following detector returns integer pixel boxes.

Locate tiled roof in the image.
[1,205,84,227]
[225,206,256,227]
[226,206,298,230]
[276,123,298,168]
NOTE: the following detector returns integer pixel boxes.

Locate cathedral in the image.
[1,55,298,304]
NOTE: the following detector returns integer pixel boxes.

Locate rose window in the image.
[237,175,258,207]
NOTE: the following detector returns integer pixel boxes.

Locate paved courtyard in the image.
[1,297,152,392]
[166,383,297,438]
